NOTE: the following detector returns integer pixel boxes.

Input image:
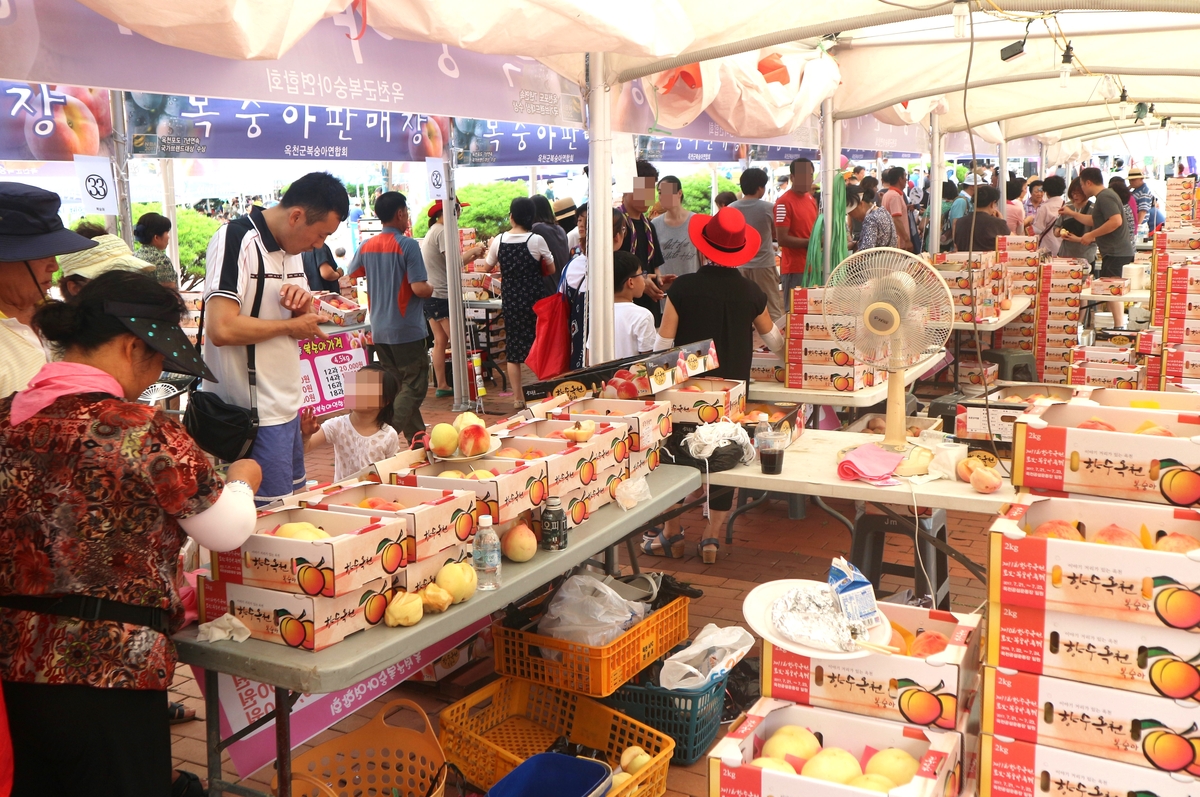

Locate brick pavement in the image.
[171,386,992,795]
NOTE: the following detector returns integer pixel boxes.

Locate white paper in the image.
[73,155,119,214]
[425,156,447,201]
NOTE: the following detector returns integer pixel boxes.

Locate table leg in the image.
[724,489,768,545]
[275,686,292,797]
[206,669,224,797]
[624,536,642,575]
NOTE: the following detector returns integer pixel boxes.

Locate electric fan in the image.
[823,247,954,452]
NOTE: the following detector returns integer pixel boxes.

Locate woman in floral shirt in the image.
[0,271,260,797]
[134,211,178,290]
[848,185,898,251]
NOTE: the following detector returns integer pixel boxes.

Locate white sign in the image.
[425,156,447,201]
[73,155,119,214]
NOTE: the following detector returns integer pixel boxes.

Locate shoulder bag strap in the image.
[245,245,267,413]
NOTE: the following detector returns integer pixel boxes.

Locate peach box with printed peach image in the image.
[1038,292,1083,310]
[1070,346,1132,365]
[283,482,477,561]
[548,397,671,451]
[985,601,1200,698]
[490,393,571,427]
[1165,315,1200,345]
[981,665,1200,771]
[392,540,471,593]
[370,450,550,524]
[1163,344,1200,379]
[1011,400,1200,504]
[998,235,1039,254]
[199,575,391,652]
[979,733,1196,797]
[1036,348,1074,367]
[750,352,787,384]
[625,441,663,482]
[535,470,617,531]
[937,250,996,268]
[760,603,981,731]
[938,268,988,289]
[210,507,407,598]
[1042,260,1089,278]
[707,698,961,797]
[313,293,367,326]
[786,313,856,341]
[499,417,630,486]
[988,491,1200,628]
[659,377,747,424]
[1067,363,1146,389]
[785,337,857,366]
[785,362,878,391]
[788,287,828,315]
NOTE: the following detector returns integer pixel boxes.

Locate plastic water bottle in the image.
[754,420,772,453]
[473,515,501,590]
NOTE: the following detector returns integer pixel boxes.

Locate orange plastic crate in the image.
[491,597,689,697]
[439,677,674,796]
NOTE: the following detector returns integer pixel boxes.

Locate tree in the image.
[678,173,740,215]
[412,180,529,240]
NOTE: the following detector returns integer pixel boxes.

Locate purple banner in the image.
[452,119,588,167]
[1,0,581,126]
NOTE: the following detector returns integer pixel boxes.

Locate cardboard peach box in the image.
[985,601,1200,697]
[785,362,878,391]
[1090,277,1130,296]
[980,733,1194,797]
[1067,363,1146,389]
[788,287,828,315]
[1036,348,1073,367]
[393,540,471,593]
[750,352,787,383]
[1069,386,1200,410]
[938,268,988,289]
[1042,320,1079,338]
[1155,228,1200,251]
[535,468,617,531]
[372,450,549,523]
[1038,276,1083,294]
[1039,371,1070,385]
[659,377,747,424]
[549,397,671,452]
[199,575,390,651]
[786,313,855,341]
[947,287,991,309]
[955,385,1074,444]
[709,698,961,797]
[500,426,628,499]
[998,235,1039,254]
[626,440,663,482]
[1038,363,1072,382]
[1164,344,1200,378]
[284,482,477,561]
[1168,291,1200,320]
[988,491,1200,627]
[496,417,631,472]
[313,293,366,326]
[785,337,857,366]
[1165,315,1200,346]
[742,401,805,445]
[982,665,1200,770]
[761,604,981,730]
[1042,260,1089,279]
[961,361,998,389]
[210,507,407,597]
[953,305,999,324]
[937,250,995,268]
[1038,294,1082,312]
[1071,345,1131,365]
[1011,401,1200,504]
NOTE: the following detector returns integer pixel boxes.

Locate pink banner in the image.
[297,329,370,415]
[193,617,490,777]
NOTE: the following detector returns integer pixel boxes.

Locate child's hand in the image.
[299,407,321,438]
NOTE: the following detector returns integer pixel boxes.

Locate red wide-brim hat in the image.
[688,206,762,267]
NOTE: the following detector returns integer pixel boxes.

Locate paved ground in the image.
[170,386,990,796]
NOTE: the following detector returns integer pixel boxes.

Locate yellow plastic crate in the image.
[491,597,689,697]
[439,677,674,796]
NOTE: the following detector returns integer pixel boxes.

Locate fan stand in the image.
[880,368,910,452]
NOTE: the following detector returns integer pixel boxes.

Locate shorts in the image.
[249,415,306,505]
[780,272,811,302]
[424,297,450,321]
[1099,254,1135,279]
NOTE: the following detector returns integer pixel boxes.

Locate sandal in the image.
[698,537,720,564]
[168,701,197,724]
[171,770,206,797]
[641,529,685,558]
[435,388,453,397]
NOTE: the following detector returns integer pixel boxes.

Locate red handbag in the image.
[526,286,571,380]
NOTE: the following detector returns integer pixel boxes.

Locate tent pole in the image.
[160,158,180,285]
[529,167,537,198]
[109,91,134,247]
[442,146,472,412]
[710,166,717,214]
[821,97,835,282]
[586,51,615,365]
[998,121,1008,225]
[929,113,943,257]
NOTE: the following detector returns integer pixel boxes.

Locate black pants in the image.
[3,680,171,797]
[1099,253,1135,278]
[370,340,429,444]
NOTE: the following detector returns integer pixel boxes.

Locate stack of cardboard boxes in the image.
[784,287,887,391]
[1148,226,1200,387]
[1161,262,1200,389]
[993,236,1041,358]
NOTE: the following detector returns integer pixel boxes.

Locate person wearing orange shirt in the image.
[773,158,819,306]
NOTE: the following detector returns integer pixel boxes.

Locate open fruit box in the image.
[282,482,477,561]
[954,384,1075,450]
[987,491,1200,629]
[985,600,1200,698]
[210,506,406,597]
[982,665,1200,771]
[493,418,630,490]
[847,414,942,436]
[313,292,366,326]
[1069,386,1200,410]
[742,401,805,445]
[658,377,747,424]
[750,351,787,384]
[199,575,390,651]
[761,603,980,732]
[1011,401,1200,504]
[548,397,672,452]
[370,450,549,524]
[979,733,1197,797]
[708,698,960,797]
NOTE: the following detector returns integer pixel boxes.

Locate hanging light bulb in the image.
[953,0,969,39]
[1059,43,1074,88]
[1119,88,1129,120]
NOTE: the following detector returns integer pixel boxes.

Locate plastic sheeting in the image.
[705,47,836,139]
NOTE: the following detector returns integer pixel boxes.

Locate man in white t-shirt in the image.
[202,172,349,504]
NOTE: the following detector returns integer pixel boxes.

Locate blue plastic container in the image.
[486,753,612,797]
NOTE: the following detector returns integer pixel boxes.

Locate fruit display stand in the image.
[748,353,948,408]
[173,464,700,797]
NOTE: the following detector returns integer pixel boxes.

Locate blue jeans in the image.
[249,415,306,505]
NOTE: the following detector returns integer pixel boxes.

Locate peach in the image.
[501,523,538,562]
[802,747,862,784]
[1141,426,1177,437]
[1156,533,1200,553]
[749,758,796,774]
[1093,524,1144,548]
[562,420,596,443]
[1076,417,1117,431]
[613,369,636,380]
[458,424,492,457]
[850,774,896,792]
[909,630,950,659]
[452,411,485,433]
[1029,520,1083,541]
[999,298,1012,310]
[522,448,547,459]
[763,727,821,761]
[24,93,100,160]
[439,469,466,479]
[956,457,983,482]
[496,447,523,459]
[866,748,919,786]
[467,470,494,480]
[429,423,459,457]
[60,86,112,139]
[969,466,1003,494]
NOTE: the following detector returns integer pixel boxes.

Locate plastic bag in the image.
[537,576,648,648]
[614,475,653,510]
[659,623,754,691]
[929,441,968,481]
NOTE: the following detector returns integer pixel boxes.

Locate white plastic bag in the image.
[538,575,648,648]
[615,475,653,510]
[659,623,753,691]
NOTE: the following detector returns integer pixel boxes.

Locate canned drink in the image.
[540,496,568,551]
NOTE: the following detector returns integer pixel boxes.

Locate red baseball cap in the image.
[428,199,469,219]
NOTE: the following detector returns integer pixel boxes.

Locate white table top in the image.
[707,428,1016,514]
[748,354,946,407]
[950,295,1032,332]
[174,465,700,694]
[1080,289,1151,305]
[464,299,503,311]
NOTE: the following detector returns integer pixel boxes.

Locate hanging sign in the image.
[426,157,448,201]
[73,155,119,214]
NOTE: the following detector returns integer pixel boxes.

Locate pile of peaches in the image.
[956,458,1004,494]
[1027,519,1199,553]
[1076,417,1176,436]
[747,727,923,793]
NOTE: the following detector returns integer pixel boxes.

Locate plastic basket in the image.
[486,753,611,797]
[491,597,689,697]
[439,677,674,797]
[278,699,447,797]
[602,674,729,766]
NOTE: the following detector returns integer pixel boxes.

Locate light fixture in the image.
[1059,43,1074,88]
[1099,75,1119,100]
[953,0,969,39]
[1119,88,1129,120]
[1002,20,1031,62]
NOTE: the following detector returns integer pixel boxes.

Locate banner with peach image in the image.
[0,81,113,160]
